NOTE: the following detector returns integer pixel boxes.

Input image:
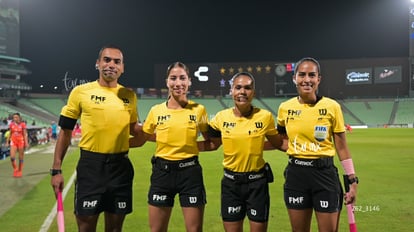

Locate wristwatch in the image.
[50,169,62,176]
[348,176,359,184]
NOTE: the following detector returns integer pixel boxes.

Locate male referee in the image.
[50,44,141,232]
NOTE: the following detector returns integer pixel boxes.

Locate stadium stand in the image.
[24,98,66,117]
[2,96,412,128]
[393,99,414,125]
[341,99,395,127]
[0,104,49,127]
[259,98,290,116]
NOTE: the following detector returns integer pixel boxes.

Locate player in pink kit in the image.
[6,113,29,177]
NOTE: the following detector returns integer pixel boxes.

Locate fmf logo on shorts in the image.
[152,194,167,202]
[228,206,242,214]
[83,200,98,208]
[288,196,304,204]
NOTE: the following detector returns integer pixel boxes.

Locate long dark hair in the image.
[294,57,321,76]
[166,61,190,78]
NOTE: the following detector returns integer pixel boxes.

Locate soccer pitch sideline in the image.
[0,128,413,231]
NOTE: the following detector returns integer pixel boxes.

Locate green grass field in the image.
[0,128,413,231]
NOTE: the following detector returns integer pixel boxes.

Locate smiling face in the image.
[96,48,124,87]
[293,60,321,99]
[166,66,191,99]
[231,74,255,108]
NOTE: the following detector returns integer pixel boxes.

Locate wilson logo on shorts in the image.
[189,197,198,204]
[320,200,329,208]
[250,209,257,216]
[118,202,127,209]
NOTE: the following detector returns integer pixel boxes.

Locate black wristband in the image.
[50,169,62,176]
[348,176,359,184]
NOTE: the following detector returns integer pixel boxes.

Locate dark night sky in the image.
[18,0,410,92]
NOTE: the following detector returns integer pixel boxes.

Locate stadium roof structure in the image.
[0,55,31,75]
[0,63,31,75]
[0,79,32,90]
[0,55,30,63]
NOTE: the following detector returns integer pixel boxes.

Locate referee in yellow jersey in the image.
[132,62,210,232]
[277,57,358,232]
[51,45,140,232]
[206,72,286,232]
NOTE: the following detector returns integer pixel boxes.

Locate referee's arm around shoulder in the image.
[129,122,152,148]
[198,126,222,152]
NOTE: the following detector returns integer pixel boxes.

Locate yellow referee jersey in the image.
[277,96,345,159]
[60,81,138,154]
[143,100,208,161]
[209,107,278,172]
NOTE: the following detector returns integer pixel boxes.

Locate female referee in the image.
[131,62,210,232]
[205,72,286,232]
[277,57,358,232]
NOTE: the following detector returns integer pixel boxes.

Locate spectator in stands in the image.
[6,114,12,125]
[36,127,48,145]
[1,117,7,125]
[6,113,29,177]
[276,57,358,232]
[202,72,286,232]
[1,130,11,160]
[50,121,58,142]
[345,124,353,133]
[130,62,210,232]
[47,126,52,142]
[3,129,10,143]
[50,44,141,232]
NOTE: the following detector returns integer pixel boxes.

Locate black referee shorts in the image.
[221,168,270,222]
[148,156,206,207]
[283,157,343,212]
[74,150,134,215]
